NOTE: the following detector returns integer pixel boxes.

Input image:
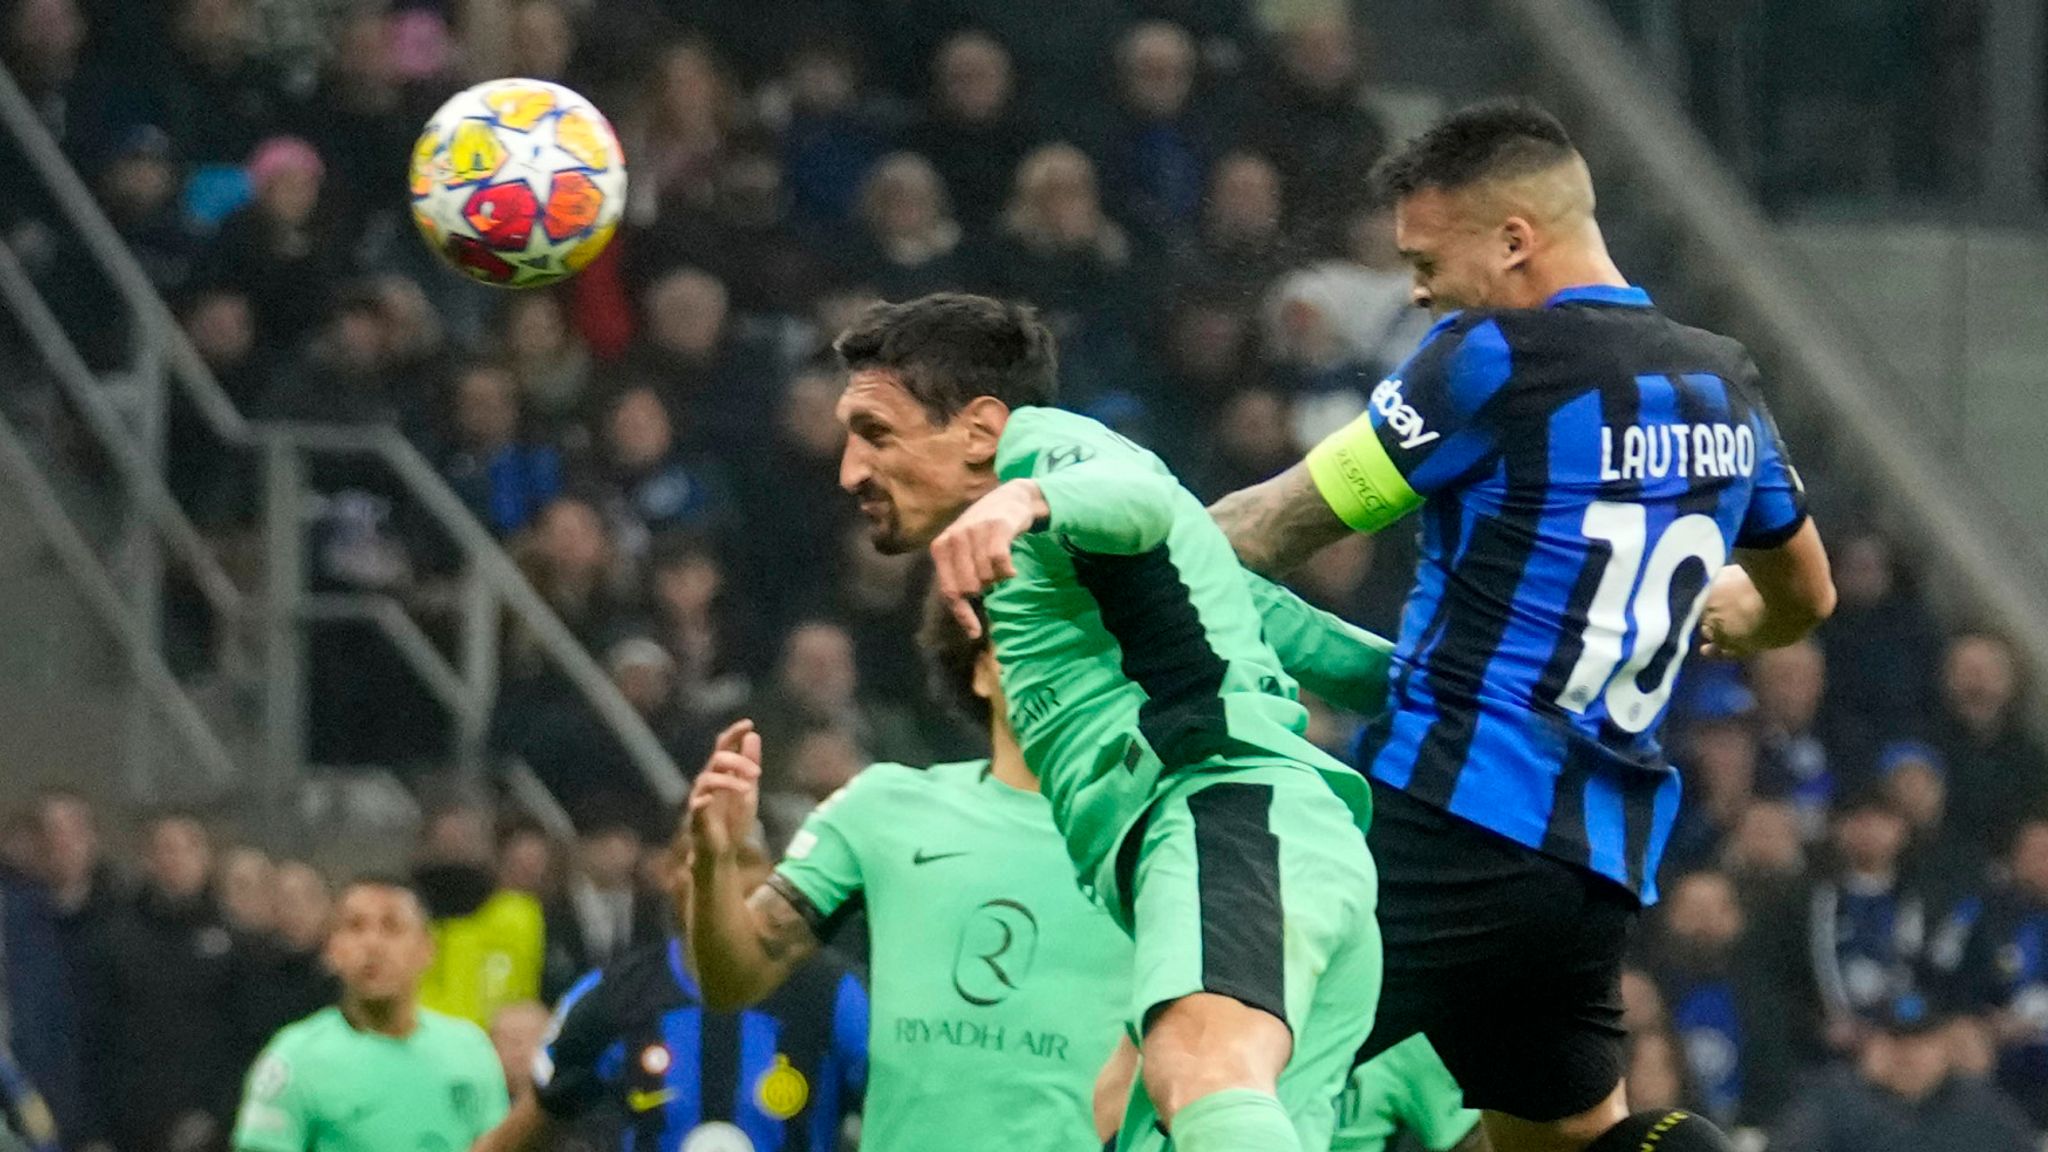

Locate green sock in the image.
[1169,1088,1300,1152]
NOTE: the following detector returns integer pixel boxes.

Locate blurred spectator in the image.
[488,1000,552,1102]
[983,144,1148,406]
[511,495,632,656]
[634,141,838,316]
[620,37,735,222]
[1146,289,1259,463]
[441,360,566,537]
[904,31,1037,234]
[494,820,559,900]
[34,791,121,980]
[1750,641,1864,839]
[95,126,198,296]
[541,806,668,1001]
[1239,9,1385,242]
[507,0,574,83]
[624,265,780,453]
[1182,385,1297,499]
[1942,817,2048,1127]
[90,0,297,169]
[842,152,968,300]
[1171,149,1291,301]
[1100,20,1214,242]
[1931,632,2048,860]
[169,287,264,529]
[216,844,275,937]
[1876,741,1985,904]
[748,620,929,791]
[776,37,896,226]
[413,802,545,1030]
[0,853,81,1147]
[198,134,342,356]
[598,384,735,561]
[1263,206,1434,444]
[646,532,757,724]
[79,812,246,1152]
[827,522,932,718]
[2,0,85,137]
[1647,870,1801,1128]
[1665,712,1762,877]
[742,365,857,622]
[302,7,422,245]
[497,291,595,458]
[239,860,338,1054]
[1770,995,2033,1152]
[1806,793,1929,1047]
[1817,533,1941,737]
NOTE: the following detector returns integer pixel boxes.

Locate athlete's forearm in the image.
[690,854,789,1010]
[469,1097,551,1152]
[1247,574,1395,715]
[1209,463,1356,576]
[1032,464,1178,555]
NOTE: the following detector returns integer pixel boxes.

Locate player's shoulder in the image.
[996,406,1149,474]
[829,758,940,803]
[263,1005,348,1058]
[476,887,543,929]
[418,1006,494,1045]
[925,757,996,788]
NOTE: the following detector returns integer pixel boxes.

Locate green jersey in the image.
[1332,1035,1480,1152]
[989,406,1390,894]
[232,1006,508,1152]
[771,759,1130,1152]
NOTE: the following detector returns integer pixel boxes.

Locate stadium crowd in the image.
[0,0,2044,1150]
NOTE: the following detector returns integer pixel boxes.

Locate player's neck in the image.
[987,717,1039,793]
[342,993,420,1039]
[1525,230,1629,303]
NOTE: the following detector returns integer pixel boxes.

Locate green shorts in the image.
[1332,1034,1480,1152]
[1115,764,1382,1152]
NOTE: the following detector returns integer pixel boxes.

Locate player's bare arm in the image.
[687,720,821,1010]
[1093,1035,1140,1143]
[1698,519,1836,658]
[469,1097,548,1152]
[930,478,1044,638]
[1208,461,1355,577]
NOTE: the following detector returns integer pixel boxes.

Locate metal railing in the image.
[0,64,685,816]
[1497,0,2048,690]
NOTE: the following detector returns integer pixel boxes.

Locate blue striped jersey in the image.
[1334,285,1807,901]
[536,939,867,1152]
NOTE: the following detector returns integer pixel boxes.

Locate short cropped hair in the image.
[833,293,1058,422]
[918,588,992,729]
[1369,99,1578,203]
[338,873,429,919]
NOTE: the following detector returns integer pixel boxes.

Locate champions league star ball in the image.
[408,78,626,288]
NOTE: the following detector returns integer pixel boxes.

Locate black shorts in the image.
[1358,779,1637,1122]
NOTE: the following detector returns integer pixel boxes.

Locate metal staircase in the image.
[0,65,682,838]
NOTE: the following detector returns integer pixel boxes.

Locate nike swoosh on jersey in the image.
[911,848,969,865]
[627,1087,678,1113]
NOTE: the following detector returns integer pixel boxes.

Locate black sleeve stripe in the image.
[1734,508,1809,551]
[765,872,834,939]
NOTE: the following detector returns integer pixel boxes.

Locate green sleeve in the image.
[232,1043,311,1152]
[1246,573,1395,716]
[998,409,1177,555]
[1390,1037,1480,1151]
[771,765,893,937]
[468,1029,512,1135]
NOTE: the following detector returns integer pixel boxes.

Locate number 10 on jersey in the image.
[1558,502,1728,734]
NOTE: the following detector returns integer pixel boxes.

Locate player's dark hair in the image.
[338,873,429,918]
[1369,99,1578,203]
[917,588,993,730]
[834,293,1059,423]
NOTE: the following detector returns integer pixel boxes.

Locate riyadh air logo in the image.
[1371,378,1440,450]
[952,898,1040,1006]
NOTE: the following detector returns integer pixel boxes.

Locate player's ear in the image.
[971,648,1000,701]
[1501,215,1536,272]
[958,396,1010,469]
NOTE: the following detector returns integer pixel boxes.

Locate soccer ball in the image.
[408,78,627,288]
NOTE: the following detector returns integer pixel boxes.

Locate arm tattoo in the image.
[1208,463,1354,577]
[746,885,819,963]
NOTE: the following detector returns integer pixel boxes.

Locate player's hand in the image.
[690,719,763,862]
[931,479,1047,638]
[1697,565,1768,659]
